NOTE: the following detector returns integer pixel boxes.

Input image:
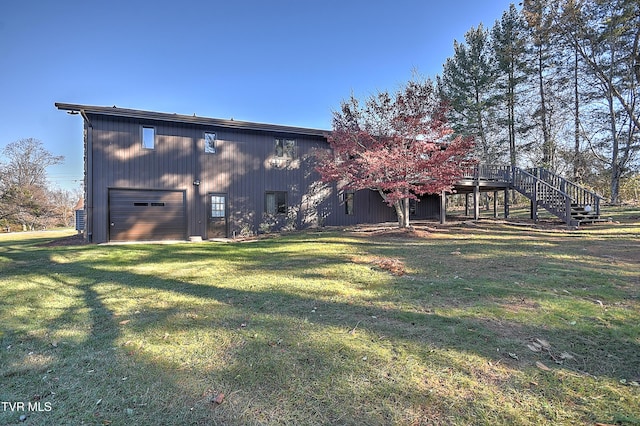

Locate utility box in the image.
[75,209,85,233]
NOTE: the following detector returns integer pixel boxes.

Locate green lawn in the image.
[1,208,639,425]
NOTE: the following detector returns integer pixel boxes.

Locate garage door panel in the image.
[109,189,186,241]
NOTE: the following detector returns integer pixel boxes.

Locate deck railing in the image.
[528,167,602,216]
[511,168,574,225]
[458,165,604,225]
[460,164,512,181]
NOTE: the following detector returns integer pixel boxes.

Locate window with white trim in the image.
[142,126,155,149]
[204,132,217,154]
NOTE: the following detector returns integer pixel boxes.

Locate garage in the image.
[108,189,186,242]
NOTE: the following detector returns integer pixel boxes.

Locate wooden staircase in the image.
[457,165,605,226]
[511,167,604,226]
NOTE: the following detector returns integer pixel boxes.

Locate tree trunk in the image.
[606,43,620,205]
[508,60,517,167]
[537,44,553,168]
[608,93,621,204]
[393,198,410,228]
[573,47,581,183]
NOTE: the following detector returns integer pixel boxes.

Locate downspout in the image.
[81,110,94,243]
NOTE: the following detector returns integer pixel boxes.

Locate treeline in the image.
[437,0,639,203]
[0,138,79,232]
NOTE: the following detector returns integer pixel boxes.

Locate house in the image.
[56,103,441,243]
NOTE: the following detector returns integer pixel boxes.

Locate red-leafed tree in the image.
[315,78,474,228]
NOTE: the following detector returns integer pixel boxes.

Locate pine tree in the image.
[439,25,501,164]
[522,0,560,169]
[560,0,640,202]
[491,4,529,168]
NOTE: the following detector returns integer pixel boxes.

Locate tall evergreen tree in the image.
[491,4,528,167]
[560,0,640,202]
[439,25,501,164]
[522,0,560,169]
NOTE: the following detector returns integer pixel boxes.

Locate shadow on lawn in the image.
[2,227,639,424]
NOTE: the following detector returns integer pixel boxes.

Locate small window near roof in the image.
[275,139,295,158]
[142,126,155,149]
[204,132,216,154]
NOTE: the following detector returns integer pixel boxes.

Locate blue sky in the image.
[1,0,516,191]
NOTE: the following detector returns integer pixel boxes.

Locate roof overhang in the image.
[55,102,330,138]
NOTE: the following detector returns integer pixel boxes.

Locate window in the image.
[344,191,355,215]
[142,126,155,149]
[210,195,225,218]
[204,132,216,154]
[265,191,287,215]
[275,139,295,157]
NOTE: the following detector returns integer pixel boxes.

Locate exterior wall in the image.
[85,113,440,243]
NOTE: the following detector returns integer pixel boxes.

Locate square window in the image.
[275,139,295,158]
[265,191,287,215]
[205,132,216,154]
[211,195,225,218]
[142,126,155,149]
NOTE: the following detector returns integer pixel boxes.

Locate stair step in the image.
[572,215,600,220]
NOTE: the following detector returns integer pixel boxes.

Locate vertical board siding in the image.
[87,113,441,243]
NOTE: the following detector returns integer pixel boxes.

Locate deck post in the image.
[465,194,469,216]
[531,181,538,221]
[504,189,510,218]
[473,184,480,220]
[493,191,498,218]
[440,191,446,224]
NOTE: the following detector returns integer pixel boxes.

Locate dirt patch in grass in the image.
[370,256,406,276]
[347,224,434,239]
[351,255,407,276]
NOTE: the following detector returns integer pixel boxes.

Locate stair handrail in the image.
[529,167,602,215]
[512,167,575,224]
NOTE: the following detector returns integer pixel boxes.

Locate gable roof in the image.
[55,103,329,138]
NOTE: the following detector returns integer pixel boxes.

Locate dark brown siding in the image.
[85,113,440,243]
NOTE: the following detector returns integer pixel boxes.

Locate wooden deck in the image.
[442,165,604,226]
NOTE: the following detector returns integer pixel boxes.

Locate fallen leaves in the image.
[559,352,574,360]
[370,257,406,276]
[527,337,582,371]
[534,338,550,350]
[536,361,552,371]
[527,343,541,353]
[212,393,225,405]
[352,255,406,276]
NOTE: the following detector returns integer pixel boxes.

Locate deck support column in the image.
[531,181,538,221]
[504,189,510,218]
[473,184,480,220]
[440,191,446,224]
[465,193,469,216]
[493,191,498,218]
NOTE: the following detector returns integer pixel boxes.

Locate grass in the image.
[1,207,639,425]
